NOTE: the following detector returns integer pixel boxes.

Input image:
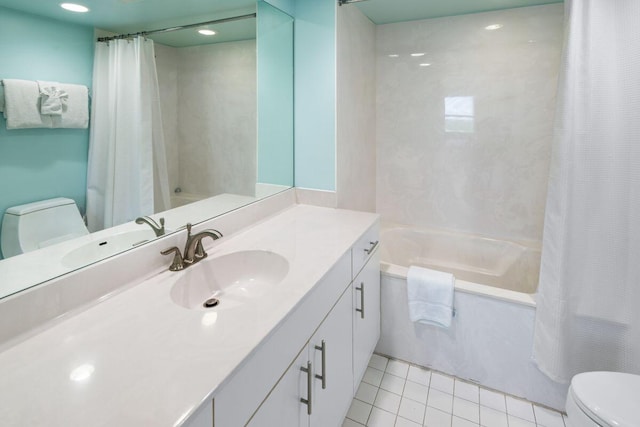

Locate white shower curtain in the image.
[86,37,171,231]
[533,0,640,383]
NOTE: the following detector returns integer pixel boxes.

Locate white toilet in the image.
[566,371,640,427]
[1,197,89,258]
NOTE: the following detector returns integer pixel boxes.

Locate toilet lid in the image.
[5,197,75,216]
[571,371,640,427]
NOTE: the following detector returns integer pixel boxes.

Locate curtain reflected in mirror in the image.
[87,36,171,232]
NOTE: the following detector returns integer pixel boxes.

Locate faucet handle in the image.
[194,240,207,260]
[161,246,185,271]
[158,217,166,236]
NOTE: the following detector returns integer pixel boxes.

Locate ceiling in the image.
[354,0,563,25]
[0,0,563,46]
[0,0,257,47]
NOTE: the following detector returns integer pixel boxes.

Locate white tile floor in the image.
[344,354,567,427]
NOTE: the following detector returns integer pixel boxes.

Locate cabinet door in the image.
[352,248,381,392]
[183,401,212,427]
[309,288,353,427]
[247,348,310,427]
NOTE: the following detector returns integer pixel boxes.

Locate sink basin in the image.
[61,229,159,269]
[170,250,289,310]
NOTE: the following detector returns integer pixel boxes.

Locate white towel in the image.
[37,81,67,116]
[2,79,53,129]
[51,83,89,129]
[407,266,455,328]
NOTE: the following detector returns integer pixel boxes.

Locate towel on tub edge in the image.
[407,266,455,328]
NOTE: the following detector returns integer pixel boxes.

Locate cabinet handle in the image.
[356,283,365,319]
[364,240,379,255]
[300,361,312,415]
[314,340,327,389]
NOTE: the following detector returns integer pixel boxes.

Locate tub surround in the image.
[155,40,258,199]
[376,4,563,243]
[336,5,376,213]
[0,200,379,426]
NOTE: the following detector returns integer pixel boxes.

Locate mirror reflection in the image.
[0,0,293,298]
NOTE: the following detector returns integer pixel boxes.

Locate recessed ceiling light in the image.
[485,24,503,30]
[388,54,399,58]
[411,53,425,57]
[60,3,89,13]
[419,63,431,67]
[198,29,217,36]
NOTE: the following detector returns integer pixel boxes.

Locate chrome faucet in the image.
[161,223,223,271]
[135,216,165,237]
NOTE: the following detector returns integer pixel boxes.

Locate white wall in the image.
[155,40,257,199]
[376,4,564,243]
[336,5,377,212]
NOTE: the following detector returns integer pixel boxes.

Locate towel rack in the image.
[1,79,91,129]
[0,79,91,119]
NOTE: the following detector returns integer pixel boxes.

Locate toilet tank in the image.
[1,198,89,258]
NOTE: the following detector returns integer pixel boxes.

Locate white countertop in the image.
[0,205,378,427]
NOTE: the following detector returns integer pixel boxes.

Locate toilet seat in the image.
[570,372,640,427]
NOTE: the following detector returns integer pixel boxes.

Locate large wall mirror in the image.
[0,0,294,299]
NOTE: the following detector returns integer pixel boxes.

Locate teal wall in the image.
[257,1,294,187]
[264,0,295,16]
[264,0,337,192]
[0,6,94,258]
[293,0,336,191]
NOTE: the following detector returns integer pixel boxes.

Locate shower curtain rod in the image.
[97,13,257,42]
[338,0,370,5]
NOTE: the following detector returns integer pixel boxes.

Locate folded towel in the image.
[2,79,53,129]
[51,83,89,129]
[37,81,68,116]
[407,266,455,328]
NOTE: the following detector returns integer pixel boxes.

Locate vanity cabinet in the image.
[352,247,381,392]
[183,401,213,427]
[212,222,379,427]
[247,288,353,427]
[245,346,308,426]
[309,287,354,427]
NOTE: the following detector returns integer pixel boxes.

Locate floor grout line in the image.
[347,353,566,427]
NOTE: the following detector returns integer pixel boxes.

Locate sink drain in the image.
[203,298,220,308]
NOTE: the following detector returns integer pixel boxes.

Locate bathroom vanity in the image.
[0,198,379,427]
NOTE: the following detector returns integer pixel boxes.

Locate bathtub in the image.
[376,224,568,410]
[170,192,208,208]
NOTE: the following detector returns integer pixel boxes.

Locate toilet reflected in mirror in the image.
[1,198,88,258]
